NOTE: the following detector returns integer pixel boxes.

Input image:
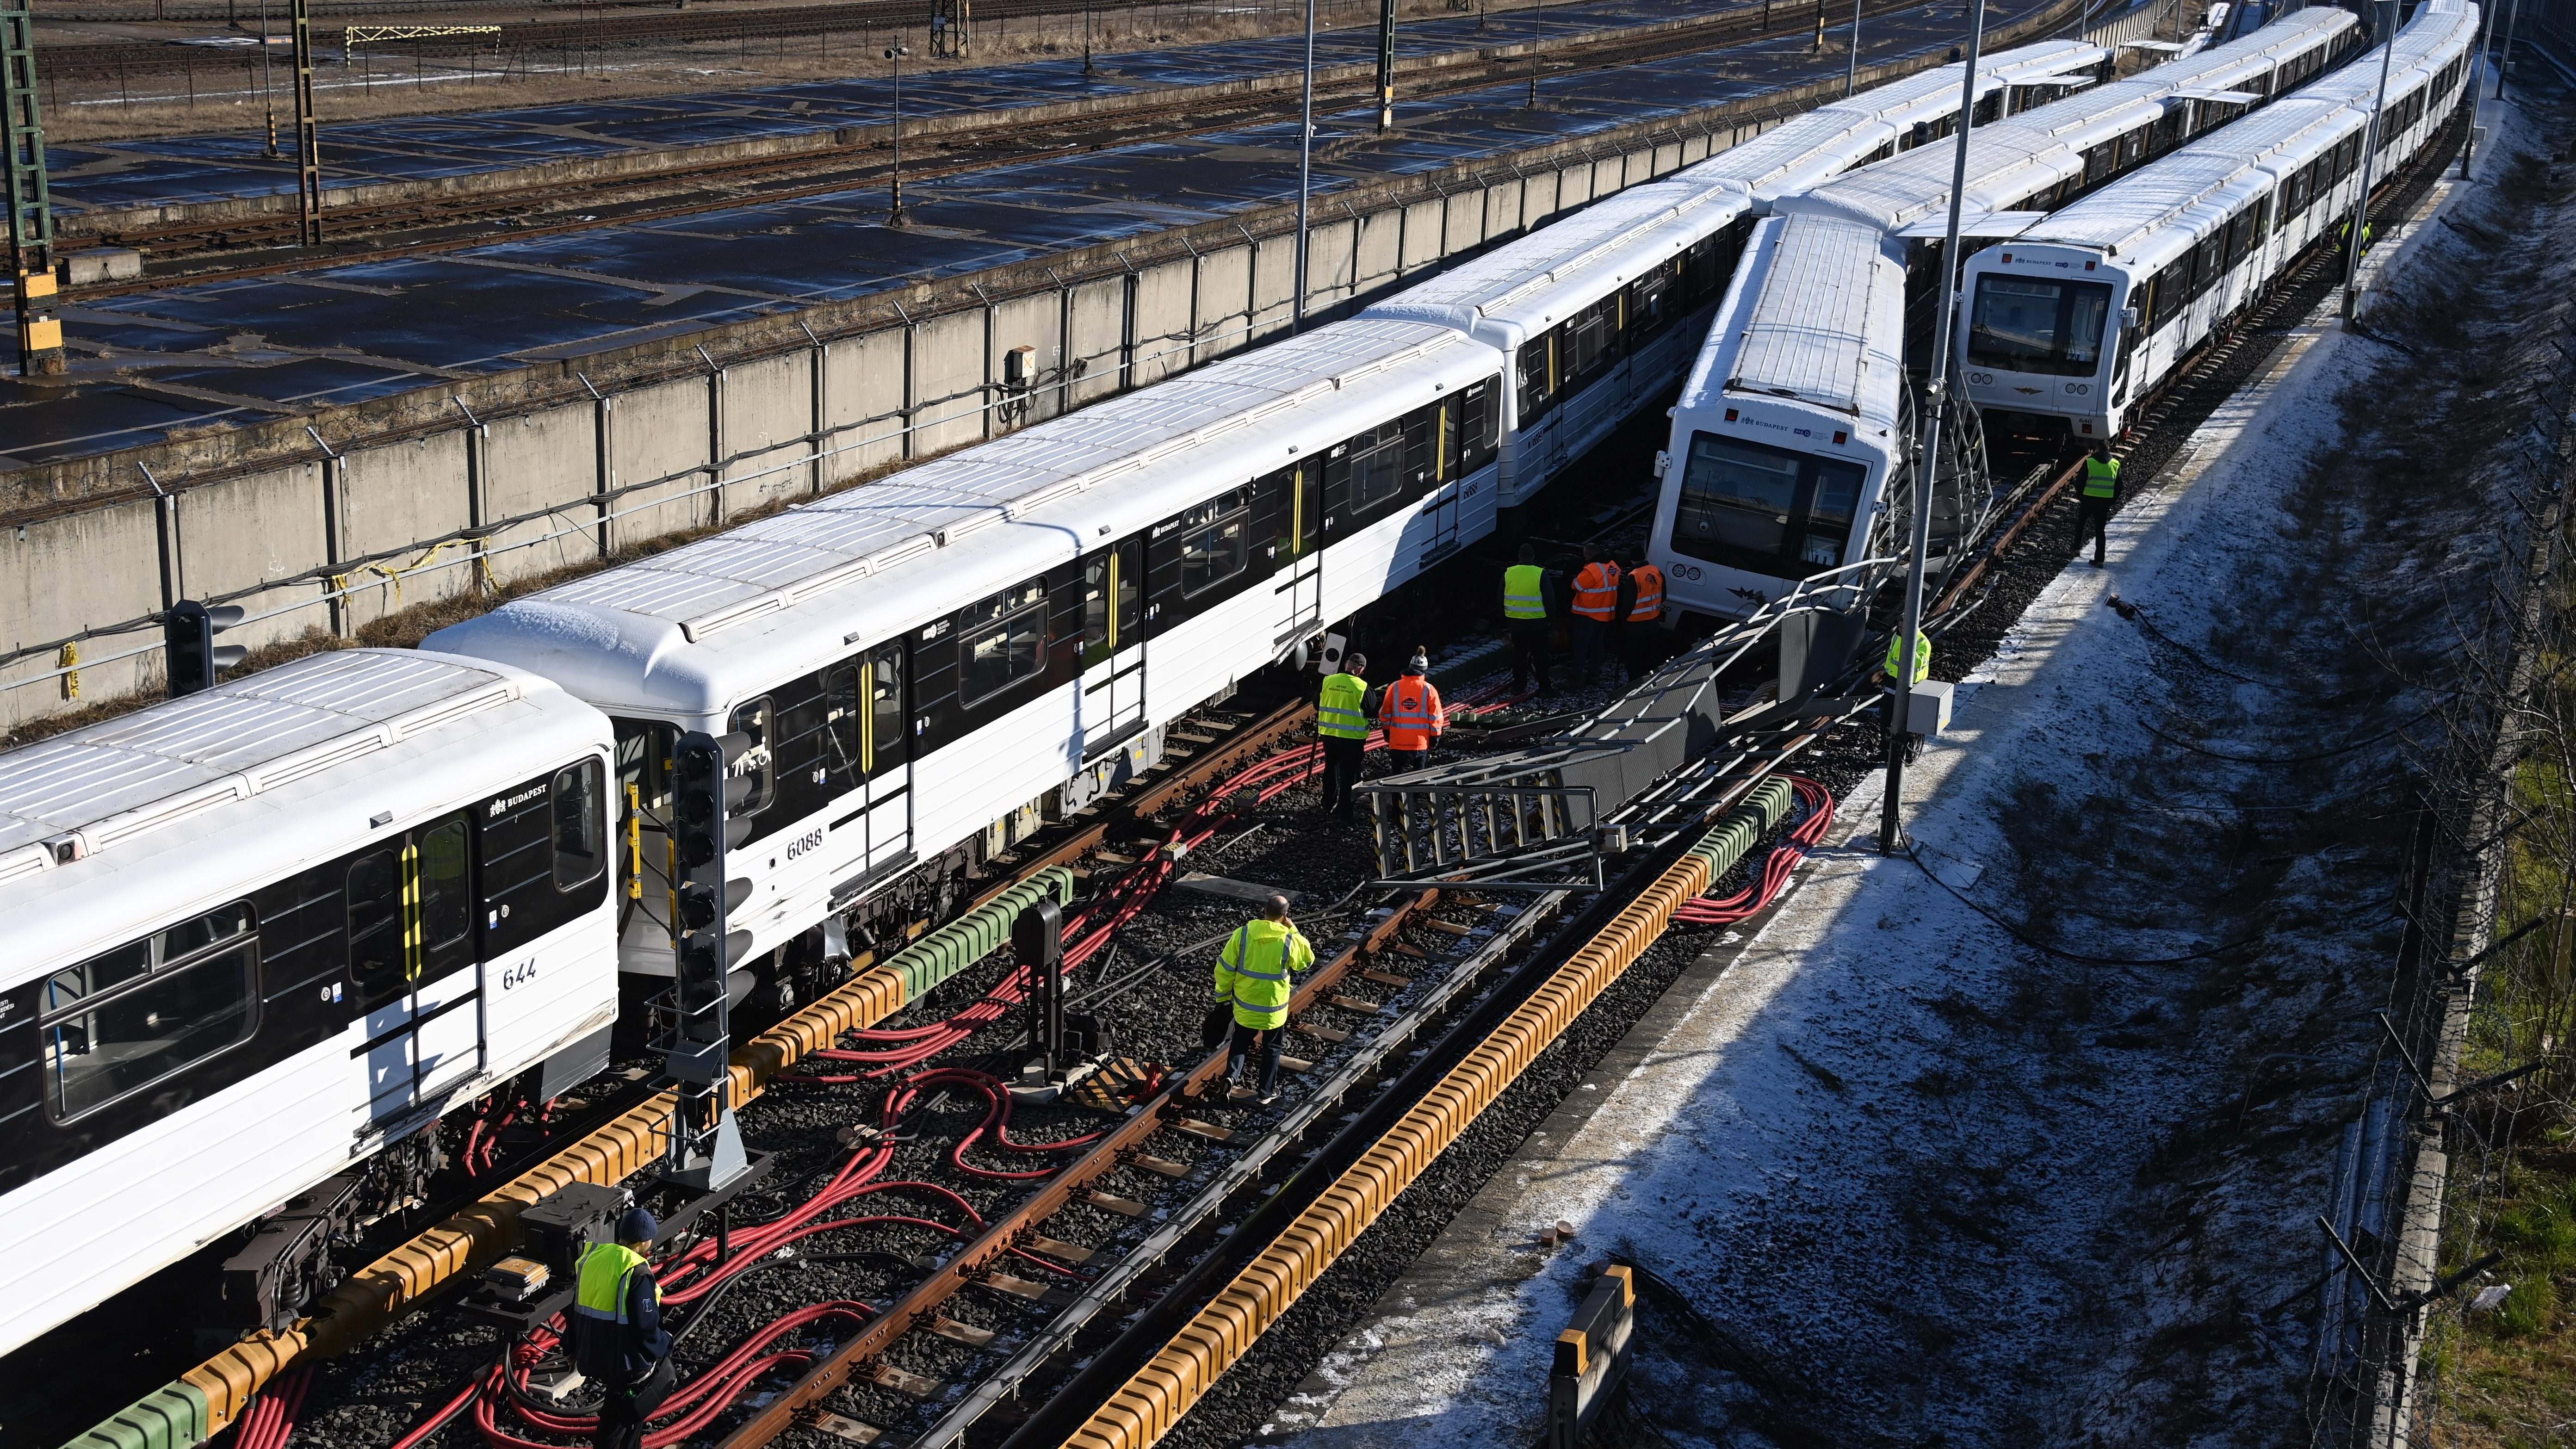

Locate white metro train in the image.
[1958,0,2479,438]
[0,651,618,1356]
[1361,38,2111,516]
[1649,5,2368,622]
[0,28,2332,1361]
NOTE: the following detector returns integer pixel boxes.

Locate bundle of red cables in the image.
[1672,775,1836,926]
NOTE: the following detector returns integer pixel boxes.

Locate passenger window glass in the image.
[549,761,604,891]
[1179,488,1251,597]
[729,699,774,814]
[347,852,403,991]
[419,819,472,945]
[960,582,1047,705]
[43,906,258,1121]
[825,664,863,775]
[868,644,906,772]
[1346,422,1406,514]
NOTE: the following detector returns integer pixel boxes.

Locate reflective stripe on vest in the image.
[1571,562,1620,621]
[2082,456,2120,499]
[1318,672,1370,739]
[575,1241,647,1325]
[1219,920,1307,1027]
[1885,630,1931,686]
[1503,564,1548,620]
[1626,565,1664,622]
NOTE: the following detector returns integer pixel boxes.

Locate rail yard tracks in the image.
[60,0,1984,288]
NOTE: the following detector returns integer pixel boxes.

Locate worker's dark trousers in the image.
[594,1358,675,1449]
[1508,621,1553,695]
[1570,618,1610,682]
[1383,746,1429,778]
[1227,1018,1283,1093]
[2077,493,2113,565]
[1320,735,1367,823]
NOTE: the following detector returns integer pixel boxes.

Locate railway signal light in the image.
[163,600,248,698]
[664,727,755,1192]
[1016,898,1065,1077]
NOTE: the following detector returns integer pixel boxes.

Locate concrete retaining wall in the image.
[1,0,2108,732]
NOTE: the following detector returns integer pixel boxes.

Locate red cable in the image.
[1673,777,1836,926]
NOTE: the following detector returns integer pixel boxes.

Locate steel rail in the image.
[68,0,1959,285]
[56,694,1313,1449]
[710,884,1448,1449]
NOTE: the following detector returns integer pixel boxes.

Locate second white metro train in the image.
[1957,0,2480,438]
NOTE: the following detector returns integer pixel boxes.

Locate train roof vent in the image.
[0,651,520,868]
[0,844,48,887]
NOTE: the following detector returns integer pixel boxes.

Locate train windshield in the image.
[1668,431,1867,576]
[1966,274,2115,377]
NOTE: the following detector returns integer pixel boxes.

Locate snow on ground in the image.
[1268,92,2566,1449]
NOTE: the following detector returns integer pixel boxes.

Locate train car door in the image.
[1080,539,1148,757]
[1269,463,1324,654]
[860,642,913,877]
[1414,397,1465,566]
[347,811,485,1129]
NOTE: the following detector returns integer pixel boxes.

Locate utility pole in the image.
[1880,0,1985,856]
[1083,0,1095,73]
[1376,0,1397,131]
[2340,0,2395,322]
[291,0,322,246]
[2,0,62,377]
[1294,0,1315,331]
[1846,0,1864,93]
[260,0,277,156]
[2466,0,2500,174]
[2496,0,2523,98]
[886,44,910,223]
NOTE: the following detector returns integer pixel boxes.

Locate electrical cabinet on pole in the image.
[665,728,755,1191]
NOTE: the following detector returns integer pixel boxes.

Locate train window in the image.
[1667,431,1868,575]
[1567,303,1614,381]
[1345,419,1407,514]
[2083,142,2113,185]
[1179,487,1252,598]
[1460,376,1501,475]
[2284,167,2310,218]
[2191,235,2224,295]
[959,581,1048,705]
[1080,539,1144,664]
[1627,262,1676,341]
[1966,274,2114,376]
[549,761,605,892]
[2224,211,2255,266]
[729,698,774,814]
[1516,334,1557,423]
[43,905,258,1122]
[347,852,403,992]
[867,644,906,774]
[2118,128,2147,170]
[824,664,863,775]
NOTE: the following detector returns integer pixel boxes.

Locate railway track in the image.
[971,105,2490,1449]
[36,0,1260,78]
[64,0,1951,287]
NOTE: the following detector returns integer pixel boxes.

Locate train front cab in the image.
[1647,394,1900,624]
[1958,242,2132,442]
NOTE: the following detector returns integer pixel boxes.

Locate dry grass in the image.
[2426,1137,2576,1449]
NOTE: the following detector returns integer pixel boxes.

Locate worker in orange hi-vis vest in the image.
[1614,553,1666,683]
[1375,649,1445,772]
[1567,544,1621,687]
